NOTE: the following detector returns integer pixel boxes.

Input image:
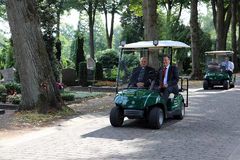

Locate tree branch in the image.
[176,3,183,22]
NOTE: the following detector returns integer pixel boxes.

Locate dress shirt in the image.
[163,65,170,85]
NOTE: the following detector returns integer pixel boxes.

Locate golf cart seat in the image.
[149,79,156,90]
[208,62,220,71]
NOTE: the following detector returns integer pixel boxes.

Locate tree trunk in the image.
[56,7,61,39]
[190,0,201,79]
[176,3,183,22]
[238,2,240,71]
[231,0,238,71]
[103,2,110,48]
[212,0,232,50]
[211,0,217,30]
[88,2,95,60]
[89,16,95,59]
[166,0,173,39]
[142,0,158,69]
[6,0,62,113]
[108,7,115,48]
[102,2,115,49]
[216,0,225,50]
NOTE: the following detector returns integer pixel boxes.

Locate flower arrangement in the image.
[56,82,64,90]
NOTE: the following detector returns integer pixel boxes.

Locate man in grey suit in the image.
[129,57,155,88]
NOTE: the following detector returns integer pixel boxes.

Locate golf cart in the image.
[203,51,236,90]
[109,40,190,129]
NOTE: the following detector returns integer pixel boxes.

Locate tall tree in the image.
[211,0,231,50]
[6,0,62,112]
[101,0,123,48]
[190,0,201,79]
[121,1,144,43]
[142,0,158,69]
[159,0,190,39]
[56,0,64,39]
[85,0,98,59]
[38,0,61,81]
[65,0,99,60]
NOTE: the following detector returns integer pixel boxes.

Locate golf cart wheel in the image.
[148,107,164,129]
[203,80,208,90]
[175,102,185,120]
[223,80,229,90]
[230,83,235,88]
[110,107,124,127]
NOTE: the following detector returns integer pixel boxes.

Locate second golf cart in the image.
[203,51,236,90]
[110,40,190,129]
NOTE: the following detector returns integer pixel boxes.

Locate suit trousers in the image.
[160,85,179,102]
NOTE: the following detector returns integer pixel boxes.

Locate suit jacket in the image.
[159,65,179,87]
[129,66,155,88]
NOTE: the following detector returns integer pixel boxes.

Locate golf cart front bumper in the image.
[209,80,223,85]
[124,109,144,119]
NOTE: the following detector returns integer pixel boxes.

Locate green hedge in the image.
[95,62,103,80]
[61,92,75,101]
[0,84,7,94]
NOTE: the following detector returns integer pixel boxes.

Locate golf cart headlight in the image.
[153,40,159,46]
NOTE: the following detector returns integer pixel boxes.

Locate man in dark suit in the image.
[129,57,155,88]
[159,55,179,102]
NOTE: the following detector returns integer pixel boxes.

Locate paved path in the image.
[0,78,240,160]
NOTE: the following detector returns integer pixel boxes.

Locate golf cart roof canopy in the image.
[205,50,234,55]
[120,40,190,49]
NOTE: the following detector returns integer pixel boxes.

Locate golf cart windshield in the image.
[116,40,190,90]
[205,51,234,71]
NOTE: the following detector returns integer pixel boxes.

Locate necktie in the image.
[138,67,145,82]
[161,67,167,87]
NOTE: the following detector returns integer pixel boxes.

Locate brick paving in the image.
[0,76,239,160]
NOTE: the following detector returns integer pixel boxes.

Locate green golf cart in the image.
[109,40,190,129]
[203,51,236,90]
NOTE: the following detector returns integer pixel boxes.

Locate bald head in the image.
[140,57,148,67]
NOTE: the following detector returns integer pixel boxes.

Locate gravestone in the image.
[0,67,16,83]
[87,57,96,81]
[62,68,77,86]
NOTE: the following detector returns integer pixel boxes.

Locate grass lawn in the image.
[11,91,108,128]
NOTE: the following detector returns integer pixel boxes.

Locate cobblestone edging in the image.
[69,86,117,92]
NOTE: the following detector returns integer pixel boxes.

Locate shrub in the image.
[0,84,7,94]
[123,54,139,68]
[96,49,118,68]
[79,62,88,87]
[61,92,75,101]
[4,82,21,95]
